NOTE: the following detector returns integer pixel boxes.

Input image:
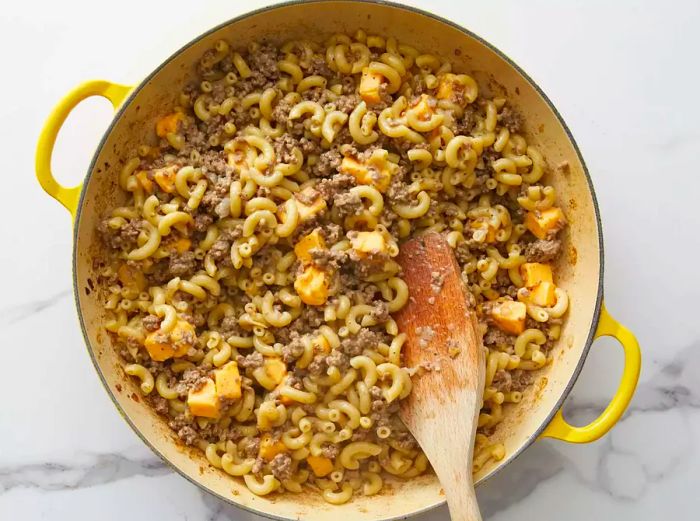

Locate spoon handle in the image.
[418,398,483,521]
[443,478,482,521]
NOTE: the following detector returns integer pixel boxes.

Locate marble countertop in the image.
[3,0,699,518]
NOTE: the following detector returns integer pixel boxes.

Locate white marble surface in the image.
[2,0,699,518]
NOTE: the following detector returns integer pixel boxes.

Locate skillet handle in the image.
[35,80,132,219]
[540,303,641,443]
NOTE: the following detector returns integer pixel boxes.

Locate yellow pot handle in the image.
[35,80,132,218]
[540,303,641,443]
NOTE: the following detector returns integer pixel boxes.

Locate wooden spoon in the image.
[395,232,486,521]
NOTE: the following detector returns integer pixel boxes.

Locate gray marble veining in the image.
[0,452,166,493]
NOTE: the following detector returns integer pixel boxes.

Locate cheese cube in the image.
[525,207,566,240]
[307,455,334,477]
[340,156,392,193]
[294,230,326,264]
[143,320,196,361]
[350,231,386,255]
[135,171,154,193]
[259,434,287,461]
[155,112,185,138]
[340,156,370,182]
[520,262,553,289]
[264,358,288,386]
[118,263,147,292]
[171,238,192,254]
[153,166,177,193]
[359,68,383,105]
[530,281,557,307]
[215,361,242,400]
[490,301,527,335]
[187,379,220,418]
[294,265,329,306]
[170,320,196,358]
[366,151,398,193]
[144,331,177,362]
[292,187,327,222]
[436,73,458,100]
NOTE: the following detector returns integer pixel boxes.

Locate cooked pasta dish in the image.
[97,31,568,503]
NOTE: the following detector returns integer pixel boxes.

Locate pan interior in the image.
[73,2,602,519]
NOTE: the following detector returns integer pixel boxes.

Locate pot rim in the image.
[71,1,604,519]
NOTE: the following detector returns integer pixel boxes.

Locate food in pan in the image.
[96,30,568,503]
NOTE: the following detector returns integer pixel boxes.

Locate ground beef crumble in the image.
[332,190,363,218]
[326,349,350,371]
[176,368,210,394]
[236,351,264,370]
[524,238,562,263]
[99,219,141,250]
[498,106,523,133]
[483,328,515,347]
[313,149,342,178]
[321,443,339,459]
[193,213,213,232]
[307,354,328,376]
[269,453,293,481]
[341,329,381,356]
[168,251,197,277]
[273,134,301,164]
[281,334,305,363]
[142,315,161,332]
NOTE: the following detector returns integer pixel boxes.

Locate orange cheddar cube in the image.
[291,187,327,222]
[359,68,383,105]
[340,155,393,193]
[264,358,288,386]
[350,231,386,256]
[340,156,370,181]
[215,361,242,400]
[436,73,458,100]
[135,170,154,193]
[307,455,334,477]
[294,265,329,306]
[144,331,177,362]
[153,165,177,193]
[259,434,288,461]
[490,300,527,335]
[187,379,220,418]
[294,230,326,264]
[156,112,185,138]
[170,320,196,357]
[171,238,192,254]
[143,319,196,361]
[525,207,566,240]
[530,281,557,307]
[118,263,147,292]
[520,263,553,289]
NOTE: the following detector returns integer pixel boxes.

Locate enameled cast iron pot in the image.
[35,2,641,519]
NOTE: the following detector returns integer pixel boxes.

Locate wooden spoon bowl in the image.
[395,232,486,521]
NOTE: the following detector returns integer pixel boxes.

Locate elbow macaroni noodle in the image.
[97,31,569,504]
